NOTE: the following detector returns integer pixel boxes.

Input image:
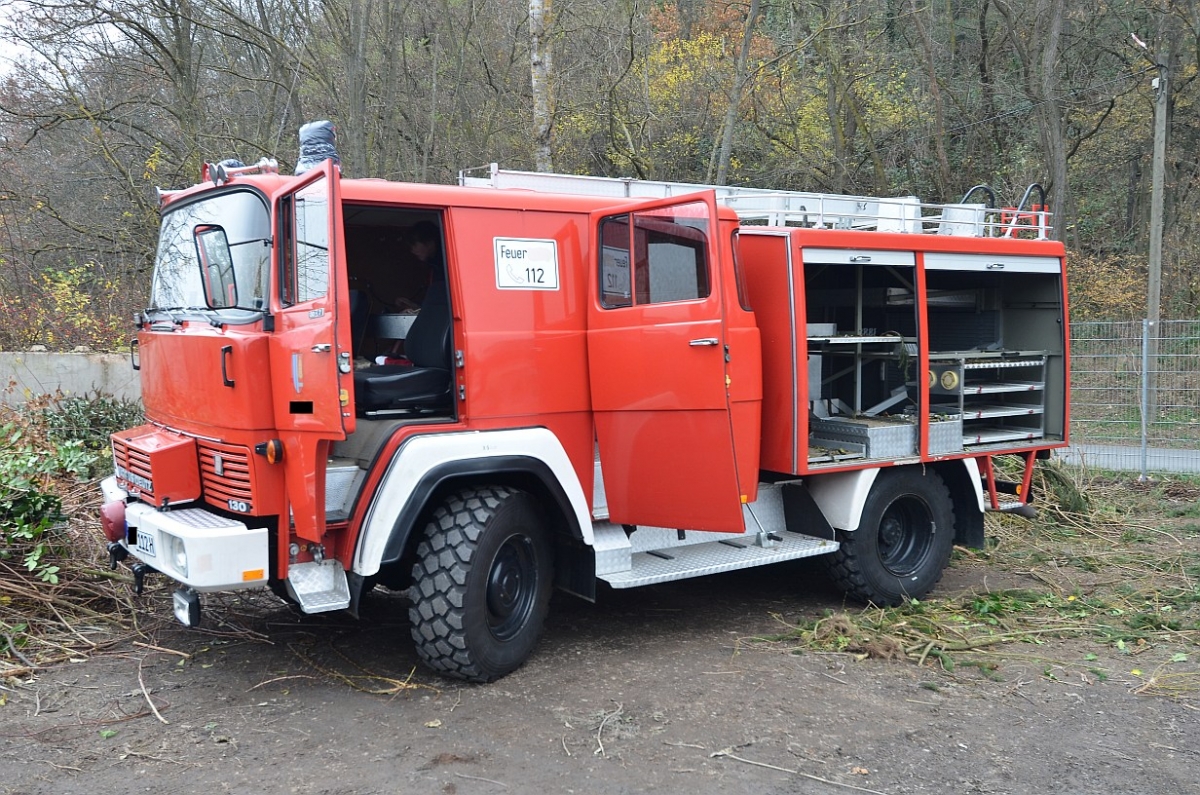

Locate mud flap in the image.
[782,483,835,541]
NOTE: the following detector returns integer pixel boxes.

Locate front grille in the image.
[198,441,254,510]
[110,424,201,505]
[111,436,153,489]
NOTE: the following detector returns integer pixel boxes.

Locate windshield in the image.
[149,190,271,319]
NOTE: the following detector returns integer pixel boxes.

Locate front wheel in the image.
[826,469,955,606]
[409,486,553,682]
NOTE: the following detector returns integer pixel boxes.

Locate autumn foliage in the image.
[2,0,1199,337]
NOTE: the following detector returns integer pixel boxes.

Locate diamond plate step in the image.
[599,532,837,589]
[286,560,351,613]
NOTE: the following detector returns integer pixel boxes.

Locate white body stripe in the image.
[353,427,592,577]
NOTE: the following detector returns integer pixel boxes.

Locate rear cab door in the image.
[587,193,746,533]
[267,161,354,543]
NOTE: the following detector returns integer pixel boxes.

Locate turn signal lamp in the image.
[255,439,284,464]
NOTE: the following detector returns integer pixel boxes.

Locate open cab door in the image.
[588,193,746,533]
[268,161,354,544]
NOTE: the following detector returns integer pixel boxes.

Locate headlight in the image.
[173,588,201,627]
[162,532,188,577]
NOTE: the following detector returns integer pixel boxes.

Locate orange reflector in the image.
[254,438,284,464]
[741,494,749,503]
[242,569,265,582]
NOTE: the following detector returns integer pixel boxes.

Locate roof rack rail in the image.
[459,164,1052,240]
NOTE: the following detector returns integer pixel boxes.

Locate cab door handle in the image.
[689,338,719,346]
[221,345,235,387]
[311,343,332,353]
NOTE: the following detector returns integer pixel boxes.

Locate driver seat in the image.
[353,283,452,412]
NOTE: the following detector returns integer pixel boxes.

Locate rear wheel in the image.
[826,468,955,606]
[409,486,553,682]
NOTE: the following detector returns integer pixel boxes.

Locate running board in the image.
[598,531,837,589]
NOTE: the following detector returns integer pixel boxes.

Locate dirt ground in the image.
[2,558,1197,795]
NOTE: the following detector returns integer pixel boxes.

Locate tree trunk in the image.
[530,0,553,172]
[713,0,762,186]
[911,0,952,198]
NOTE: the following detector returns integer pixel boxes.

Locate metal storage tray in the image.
[810,417,917,459]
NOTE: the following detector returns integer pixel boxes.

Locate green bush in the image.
[1,391,142,583]
[0,425,67,583]
[33,391,144,479]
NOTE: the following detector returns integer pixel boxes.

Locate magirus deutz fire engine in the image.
[99,145,1068,682]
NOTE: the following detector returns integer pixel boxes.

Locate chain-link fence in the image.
[1065,319,1200,476]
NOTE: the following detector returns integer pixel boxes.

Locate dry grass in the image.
[5,450,1199,702]
[757,462,1200,697]
[0,480,141,679]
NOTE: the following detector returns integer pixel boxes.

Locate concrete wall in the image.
[1,351,142,406]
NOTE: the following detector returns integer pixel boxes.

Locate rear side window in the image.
[598,201,711,309]
[731,229,752,311]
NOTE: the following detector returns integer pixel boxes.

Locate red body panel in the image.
[265,164,353,543]
[139,329,275,432]
[739,231,802,474]
[586,195,748,534]
[112,425,201,506]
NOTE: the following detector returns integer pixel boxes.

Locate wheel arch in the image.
[377,456,582,567]
[808,460,984,546]
[805,467,880,532]
[353,428,591,581]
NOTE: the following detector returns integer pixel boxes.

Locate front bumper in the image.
[101,476,268,592]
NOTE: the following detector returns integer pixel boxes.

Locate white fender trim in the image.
[353,427,592,577]
[805,468,880,532]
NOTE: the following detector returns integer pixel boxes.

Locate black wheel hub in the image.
[877,496,935,577]
[485,534,537,642]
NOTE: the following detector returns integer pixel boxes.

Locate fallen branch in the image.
[710,747,890,794]
[137,658,169,725]
[594,702,623,758]
[453,772,508,787]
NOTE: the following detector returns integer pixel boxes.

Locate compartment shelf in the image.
[962,356,1046,370]
[807,335,913,345]
[936,402,1043,420]
[963,426,1043,445]
[929,350,1047,363]
[962,379,1044,395]
[929,353,1047,447]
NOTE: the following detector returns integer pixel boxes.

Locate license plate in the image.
[134,530,156,557]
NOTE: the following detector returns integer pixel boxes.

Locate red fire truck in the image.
[99,157,1068,682]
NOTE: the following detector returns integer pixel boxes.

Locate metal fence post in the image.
[1139,318,1150,481]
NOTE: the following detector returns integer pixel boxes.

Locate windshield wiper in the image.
[145,306,209,324]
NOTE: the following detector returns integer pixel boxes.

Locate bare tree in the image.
[530,0,553,171]
[712,0,762,185]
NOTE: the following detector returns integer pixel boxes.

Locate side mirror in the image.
[195,225,238,308]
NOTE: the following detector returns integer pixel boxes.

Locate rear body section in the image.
[739,228,1068,476]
